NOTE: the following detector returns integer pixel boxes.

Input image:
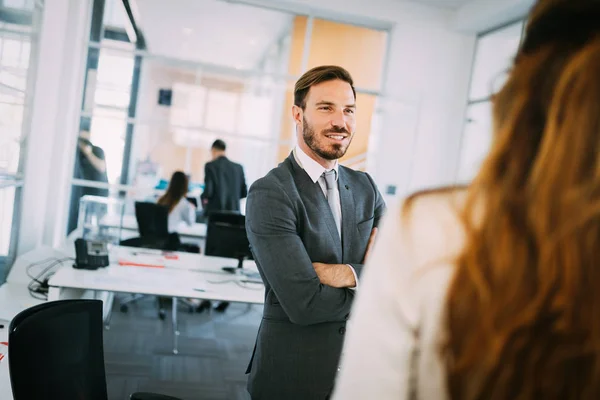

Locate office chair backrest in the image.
[135,201,170,238]
[8,300,108,400]
[205,211,252,260]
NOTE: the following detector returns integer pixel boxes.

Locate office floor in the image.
[103,297,262,400]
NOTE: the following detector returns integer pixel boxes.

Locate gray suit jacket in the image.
[245,153,386,399]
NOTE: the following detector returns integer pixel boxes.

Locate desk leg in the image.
[48,287,61,301]
[98,291,114,330]
[172,297,179,355]
[48,287,85,301]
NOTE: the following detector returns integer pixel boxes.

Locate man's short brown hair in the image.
[294,65,356,109]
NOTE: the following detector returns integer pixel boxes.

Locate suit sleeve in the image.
[347,172,386,279]
[246,178,355,326]
[240,165,248,199]
[201,164,213,202]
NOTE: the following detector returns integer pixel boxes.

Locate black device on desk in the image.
[204,212,254,274]
[74,238,110,270]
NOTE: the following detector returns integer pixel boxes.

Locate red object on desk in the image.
[118,260,165,268]
[0,341,7,362]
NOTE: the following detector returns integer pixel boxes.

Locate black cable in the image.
[25,257,73,300]
[25,257,59,284]
[28,258,71,287]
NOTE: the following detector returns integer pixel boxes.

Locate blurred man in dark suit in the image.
[200,139,247,215]
[199,139,247,312]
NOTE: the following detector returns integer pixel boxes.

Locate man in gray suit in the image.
[245,65,386,399]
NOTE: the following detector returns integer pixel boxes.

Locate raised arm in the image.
[246,178,355,326]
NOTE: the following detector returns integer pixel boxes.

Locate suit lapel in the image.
[338,167,356,261]
[287,154,343,257]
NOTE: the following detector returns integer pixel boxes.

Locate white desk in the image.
[48,246,263,353]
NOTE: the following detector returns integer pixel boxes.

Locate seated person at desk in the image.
[158,171,196,233]
[156,171,201,254]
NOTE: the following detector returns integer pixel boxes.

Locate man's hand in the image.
[362,227,378,263]
[79,142,92,156]
[312,263,356,288]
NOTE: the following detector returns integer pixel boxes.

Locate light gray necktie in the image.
[322,170,341,237]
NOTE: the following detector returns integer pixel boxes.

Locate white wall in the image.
[17,0,91,255]
[378,11,475,200]
[129,63,199,183]
[258,0,476,203]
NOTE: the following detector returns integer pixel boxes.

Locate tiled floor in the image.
[103,297,261,400]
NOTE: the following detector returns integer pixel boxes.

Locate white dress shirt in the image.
[332,191,467,400]
[293,146,359,287]
[166,198,196,233]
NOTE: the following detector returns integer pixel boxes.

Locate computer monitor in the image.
[204,211,254,274]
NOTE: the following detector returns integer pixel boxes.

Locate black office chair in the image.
[8,300,181,400]
[120,202,178,250]
[198,211,253,313]
[119,202,199,319]
[121,202,200,254]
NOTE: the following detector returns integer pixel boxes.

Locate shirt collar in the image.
[293,146,339,184]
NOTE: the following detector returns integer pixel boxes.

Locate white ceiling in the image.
[135,0,293,70]
[408,0,472,10]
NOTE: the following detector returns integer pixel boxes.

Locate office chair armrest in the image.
[130,392,183,400]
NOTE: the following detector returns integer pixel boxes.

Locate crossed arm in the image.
[312,172,385,288]
[246,178,379,325]
[312,228,378,288]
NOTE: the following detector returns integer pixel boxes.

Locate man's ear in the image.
[292,105,303,126]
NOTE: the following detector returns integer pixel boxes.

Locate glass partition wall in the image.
[67,0,391,235]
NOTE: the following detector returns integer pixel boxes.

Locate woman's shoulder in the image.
[403,185,468,218]
[369,186,467,328]
[396,186,468,280]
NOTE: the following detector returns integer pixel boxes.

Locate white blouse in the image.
[332,191,467,400]
[167,198,196,233]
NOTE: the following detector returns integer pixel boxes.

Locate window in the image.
[457,21,524,183]
[0,2,42,282]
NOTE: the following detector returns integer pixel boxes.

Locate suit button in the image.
[339,327,346,335]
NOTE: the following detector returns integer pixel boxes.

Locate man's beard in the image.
[302,117,352,161]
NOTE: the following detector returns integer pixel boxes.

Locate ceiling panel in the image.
[406,0,472,10]
[135,0,294,70]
